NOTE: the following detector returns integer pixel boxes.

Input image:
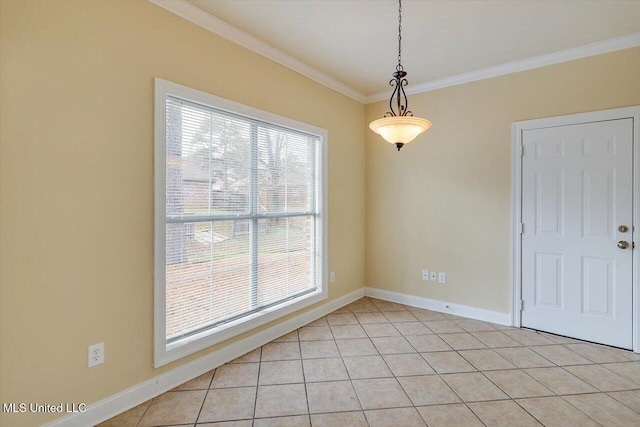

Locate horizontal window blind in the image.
[164,96,320,344]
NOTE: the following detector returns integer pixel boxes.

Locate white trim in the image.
[148,0,639,105]
[42,288,364,427]
[43,283,520,426]
[364,287,511,326]
[511,106,640,352]
[366,33,640,103]
[148,0,367,104]
[154,78,168,368]
[154,78,328,366]
[511,122,523,329]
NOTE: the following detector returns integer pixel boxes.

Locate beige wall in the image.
[2,1,640,426]
[365,47,640,314]
[0,1,365,425]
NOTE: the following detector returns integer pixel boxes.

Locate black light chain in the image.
[397,0,403,71]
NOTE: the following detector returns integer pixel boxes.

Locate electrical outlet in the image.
[88,342,104,367]
[330,272,336,283]
[430,271,437,281]
[421,269,429,281]
[438,272,447,284]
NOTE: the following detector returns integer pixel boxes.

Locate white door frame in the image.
[511,106,640,352]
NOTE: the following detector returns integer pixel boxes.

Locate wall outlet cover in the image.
[430,271,437,281]
[88,342,104,368]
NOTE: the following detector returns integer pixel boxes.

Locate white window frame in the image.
[154,78,328,367]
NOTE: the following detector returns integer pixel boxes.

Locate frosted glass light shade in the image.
[369,116,432,148]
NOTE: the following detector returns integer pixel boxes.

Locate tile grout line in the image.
[369,301,593,426]
[600,362,640,387]
[352,304,398,422]
[296,325,312,423]
[604,391,640,415]
[331,304,373,427]
[338,303,375,420]
[191,369,215,425]
[101,297,640,426]
[556,394,608,426]
[307,301,632,425]
[251,346,263,422]
[349,300,415,423]
[452,329,619,427]
[133,400,152,427]
[357,301,455,425]
[372,300,494,426]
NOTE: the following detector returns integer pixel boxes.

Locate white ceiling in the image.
[180,0,640,101]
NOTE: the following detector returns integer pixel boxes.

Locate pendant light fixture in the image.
[369,0,431,151]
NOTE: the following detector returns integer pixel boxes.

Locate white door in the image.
[521,118,634,349]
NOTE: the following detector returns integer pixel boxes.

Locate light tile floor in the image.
[99,297,640,427]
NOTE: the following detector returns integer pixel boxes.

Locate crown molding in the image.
[149,0,639,106]
[148,0,368,104]
[366,32,640,103]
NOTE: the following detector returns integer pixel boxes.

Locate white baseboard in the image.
[365,287,512,326]
[43,288,365,427]
[43,286,511,426]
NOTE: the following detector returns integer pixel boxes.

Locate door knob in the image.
[618,241,630,249]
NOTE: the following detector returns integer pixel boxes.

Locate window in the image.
[154,79,327,366]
